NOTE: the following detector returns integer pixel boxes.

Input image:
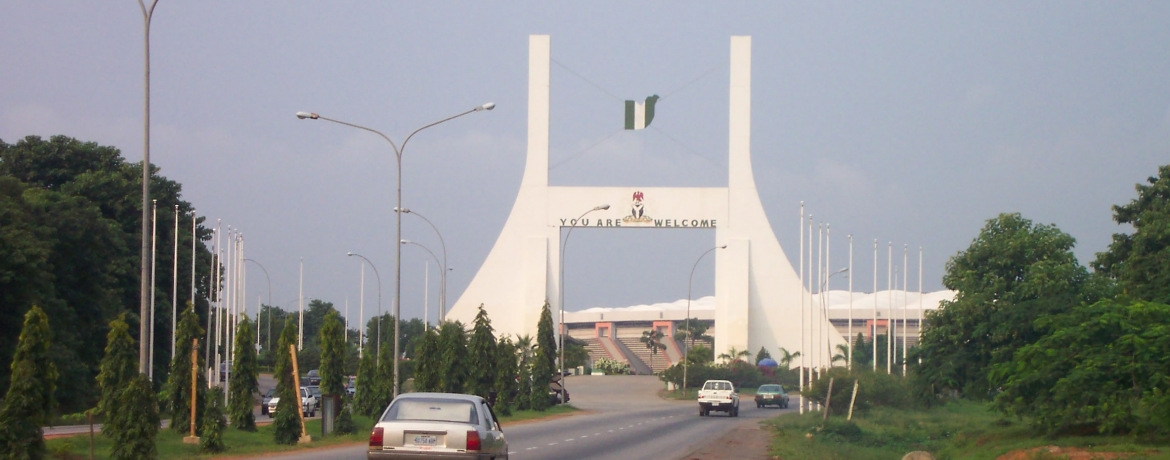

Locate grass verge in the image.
[767,400,1170,460]
[46,405,579,459]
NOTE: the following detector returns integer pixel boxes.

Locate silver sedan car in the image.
[368,392,508,459]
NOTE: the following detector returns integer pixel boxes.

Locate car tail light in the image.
[466,430,481,451]
[369,427,383,449]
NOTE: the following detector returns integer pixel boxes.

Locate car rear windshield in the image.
[759,385,782,392]
[383,398,479,424]
[703,381,731,391]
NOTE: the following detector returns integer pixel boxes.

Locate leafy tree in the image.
[914,213,1092,398]
[334,398,357,435]
[717,347,750,366]
[109,374,159,460]
[229,316,258,431]
[272,317,301,445]
[319,310,346,404]
[467,306,498,400]
[1093,164,1170,304]
[352,342,378,417]
[516,359,533,411]
[685,345,714,367]
[166,303,205,434]
[0,135,218,412]
[437,321,469,394]
[0,305,57,459]
[373,341,395,411]
[535,301,557,373]
[991,299,1170,436]
[493,337,518,416]
[96,314,136,445]
[755,346,771,363]
[412,329,441,393]
[562,337,589,369]
[200,387,226,453]
[676,319,712,350]
[640,329,666,372]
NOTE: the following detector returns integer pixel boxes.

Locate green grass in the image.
[46,405,579,459]
[766,401,1170,460]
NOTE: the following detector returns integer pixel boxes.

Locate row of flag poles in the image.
[797,202,924,414]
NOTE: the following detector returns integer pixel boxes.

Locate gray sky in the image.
[3,1,1168,324]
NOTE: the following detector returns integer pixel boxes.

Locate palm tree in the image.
[717,347,750,366]
[831,344,849,366]
[640,330,666,374]
[776,347,802,369]
[514,334,535,368]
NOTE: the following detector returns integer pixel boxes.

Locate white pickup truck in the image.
[697,379,739,417]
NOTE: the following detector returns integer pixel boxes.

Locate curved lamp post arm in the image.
[347,252,382,356]
[683,245,726,397]
[243,258,272,351]
[397,208,448,319]
[559,204,609,394]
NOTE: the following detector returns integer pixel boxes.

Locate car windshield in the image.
[758,385,782,393]
[383,398,480,424]
[703,381,732,391]
[307,386,321,397]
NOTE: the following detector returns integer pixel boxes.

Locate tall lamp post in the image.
[347,252,382,359]
[400,240,442,324]
[243,259,272,351]
[137,0,159,375]
[299,102,494,398]
[559,204,609,392]
[820,267,848,368]
[683,245,726,397]
[396,208,448,320]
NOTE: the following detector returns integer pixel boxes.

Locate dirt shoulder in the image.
[680,419,774,460]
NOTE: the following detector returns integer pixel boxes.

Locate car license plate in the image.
[412,435,437,446]
[764,395,773,399]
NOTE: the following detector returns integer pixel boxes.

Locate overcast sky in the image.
[3,1,1168,324]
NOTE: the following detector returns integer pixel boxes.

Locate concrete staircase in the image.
[617,337,672,374]
[582,337,616,363]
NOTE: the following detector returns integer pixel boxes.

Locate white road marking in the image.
[608,430,614,432]
[594,432,600,436]
[548,442,558,446]
[565,438,575,441]
[526,447,538,451]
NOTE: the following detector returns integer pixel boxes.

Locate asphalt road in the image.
[259,375,795,460]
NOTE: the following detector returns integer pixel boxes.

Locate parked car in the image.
[549,380,570,405]
[261,388,275,415]
[218,361,231,382]
[267,386,320,418]
[754,384,789,408]
[698,379,739,417]
[305,369,321,386]
[368,392,507,459]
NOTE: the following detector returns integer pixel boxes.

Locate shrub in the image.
[594,358,630,375]
[805,368,914,415]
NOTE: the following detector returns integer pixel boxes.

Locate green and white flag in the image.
[624,95,660,130]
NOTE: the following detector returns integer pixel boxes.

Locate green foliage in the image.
[467,306,498,400]
[535,301,557,373]
[805,368,914,415]
[97,314,137,444]
[991,299,1170,436]
[0,305,58,459]
[685,345,714,367]
[1093,164,1170,304]
[352,343,378,417]
[334,399,356,435]
[272,317,301,445]
[109,374,159,460]
[229,317,258,431]
[916,213,1092,399]
[676,318,712,350]
[0,135,218,412]
[756,346,771,363]
[373,342,395,411]
[640,329,667,372]
[660,360,781,390]
[412,329,441,393]
[437,321,469,394]
[515,356,532,411]
[318,310,346,397]
[562,337,589,369]
[493,338,518,416]
[594,357,630,375]
[166,303,205,434]
[200,387,226,453]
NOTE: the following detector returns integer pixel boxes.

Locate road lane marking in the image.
[580,435,588,438]
[548,442,558,446]
[526,447,537,451]
[608,430,614,432]
[566,438,575,441]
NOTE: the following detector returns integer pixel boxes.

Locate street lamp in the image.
[396,207,448,320]
[559,204,609,394]
[400,240,442,324]
[683,245,726,397]
[300,102,493,398]
[243,259,272,352]
[820,267,848,369]
[347,252,382,359]
[137,0,159,375]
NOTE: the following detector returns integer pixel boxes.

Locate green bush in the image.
[805,368,914,415]
[594,358,629,375]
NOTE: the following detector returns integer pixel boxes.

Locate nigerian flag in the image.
[624,95,660,130]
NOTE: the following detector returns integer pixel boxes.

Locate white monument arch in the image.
[447,35,845,359]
